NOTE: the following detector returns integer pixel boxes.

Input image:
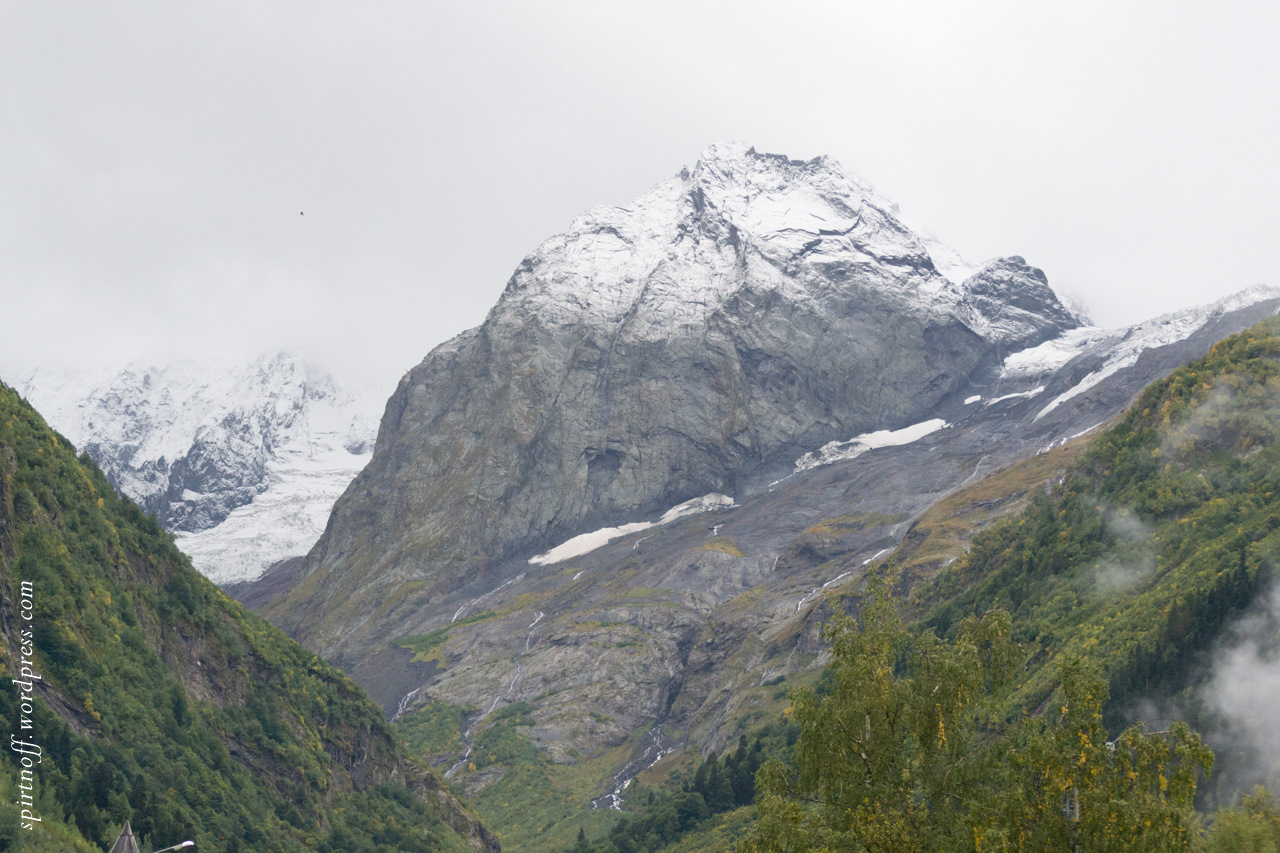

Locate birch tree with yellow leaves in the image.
[743,576,1212,853]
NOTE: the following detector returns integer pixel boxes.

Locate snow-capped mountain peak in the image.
[501,142,1077,351]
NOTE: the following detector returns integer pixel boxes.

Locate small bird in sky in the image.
[300,211,304,216]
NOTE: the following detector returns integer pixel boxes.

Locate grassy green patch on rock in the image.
[692,536,746,557]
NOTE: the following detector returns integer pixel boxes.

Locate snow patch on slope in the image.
[921,234,981,285]
[985,387,1045,406]
[794,418,948,473]
[529,493,735,566]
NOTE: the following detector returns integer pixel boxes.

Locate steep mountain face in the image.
[236,143,1280,848]
[18,353,378,583]
[271,143,1080,662]
[0,380,496,852]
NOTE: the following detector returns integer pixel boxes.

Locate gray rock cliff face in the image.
[269,144,1079,661]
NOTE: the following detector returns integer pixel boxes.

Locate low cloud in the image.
[1088,503,1155,596]
[1093,557,1155,594]
[1202,584,1280,795]
[1105,506,1153,544]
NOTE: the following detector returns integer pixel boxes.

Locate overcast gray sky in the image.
[3,1,1277,396]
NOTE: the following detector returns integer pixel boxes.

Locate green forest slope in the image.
[0,381,497,853]
[922,315,1280,745]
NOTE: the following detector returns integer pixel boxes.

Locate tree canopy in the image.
[744,576,1212,853]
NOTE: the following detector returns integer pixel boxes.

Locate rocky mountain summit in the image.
[233,144,1279,821]
[267,143,1082,660]
[17,352,378,583]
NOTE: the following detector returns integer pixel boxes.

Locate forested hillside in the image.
[0,381,496,852]
[923,315,1280,752]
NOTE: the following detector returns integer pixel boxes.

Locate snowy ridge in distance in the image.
[996,284,1280,420]
[18,353,380,584]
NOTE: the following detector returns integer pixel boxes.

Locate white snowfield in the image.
[529,493,736,566]
[1000,326,1104,380]
[19,353,380,584]
[173,434,373,584]
[793,418,949,474]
